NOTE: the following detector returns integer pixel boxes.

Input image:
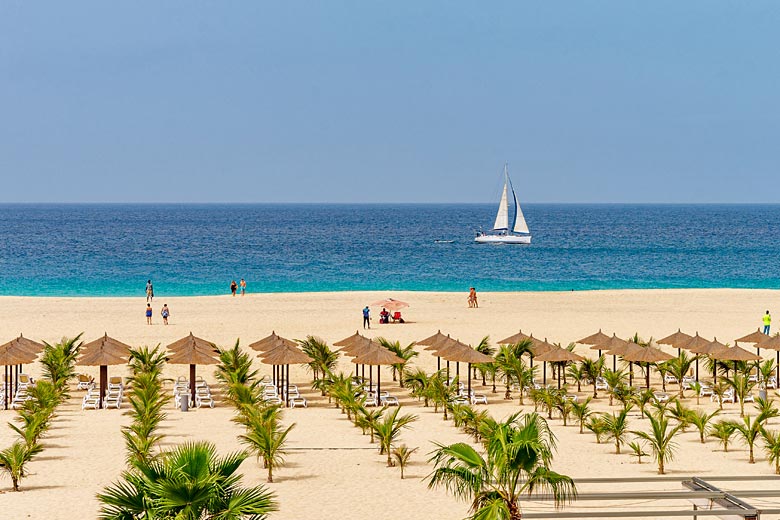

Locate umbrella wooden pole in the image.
[613,355,617,372]
[777,351,779,383]
[696,358,699,382]
[369,366,373,389]
[361,364,365,381]
[190,364,196,404]
[557,365,561,390]
[456,362,460,379]
[543,362,547,385]
[646,363,650,389]
[100,365,107,409]
[467,363,472,396]
[377,366,381,398]
[530,355,534,369]
[4,366,7,409]
[285,364,290,408]
[446,361,450,381]
[629,362,633,387]
[437,357,440,371]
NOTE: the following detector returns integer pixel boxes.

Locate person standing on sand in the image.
[146,303,153,325]
[764,310,772,335]
[468,287,478,308]
[146,280,154,302]
[240,278,246,296]
[363,306,371,329]
[161,304,170,325]
[230,280,238,296]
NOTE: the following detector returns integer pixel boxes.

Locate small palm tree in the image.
[215,340,258,387]
[709,420,737,452]
[392,444,418,478]
[581,357,605,398]
[299,336,339,385]
[603,368,628,407]
[754,397,779,424]
[404,368,432,406]
[711,383,730,411]
[602,407,632,454]
[98,442,277,518]
[585,416,608,444]
[628,440,648,464]
[723,373,757,417]
[427,413,576,520]
[566,363,587,393]
[666,352,696,398]
[632,389,655,417]
[689,409,720,443]
[761,428,780,474]
[377,337,417,387]
[373,406,418,467]
[128,345,168,380]
[474,336,496,388]
[0,442,42,491]
[668,400,694,433]
[40,335,83,399]
[689,381,704,406]
[730,415,764,464]
[631,411,683,474]
[571,397,593,434]
[239,413,296,482]
[355,406,385,443]
[429,373,459,420]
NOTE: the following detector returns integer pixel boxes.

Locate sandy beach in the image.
[2,288,780,519]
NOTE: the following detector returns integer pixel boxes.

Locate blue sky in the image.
[1,2,778,203]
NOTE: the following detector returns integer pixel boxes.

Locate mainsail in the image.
[510,183,529,234]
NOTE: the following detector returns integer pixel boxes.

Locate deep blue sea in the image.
[0,204,778,296]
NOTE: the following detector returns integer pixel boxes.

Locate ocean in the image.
[0,204,778,296]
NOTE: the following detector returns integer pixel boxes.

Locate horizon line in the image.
[1,201,780,206]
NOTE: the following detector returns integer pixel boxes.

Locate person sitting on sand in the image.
[161,304,170,325]
[146,303,153,325]
[380,308,390,324]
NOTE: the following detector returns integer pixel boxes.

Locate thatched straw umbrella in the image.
[529,337,557,384]
[657,329,694,356]
[440,343,493,395]
[622,346,673,389]
[78,334,132,408]
[757,334,780,382]
[338,335,377,381]
[691,338,728,383]
[710,343,761,383]
[534,348,584,389]
[418,330,454,371]
[0,335,43,408]
[680,333,712,381]
[351,347,404,397]
[498,330,533,345]
[737,328,771,356]
[577,329,612,357]
[260,344,311,407]
[250,333,298,387]
[593,334,631,371]
[167,333,219,403]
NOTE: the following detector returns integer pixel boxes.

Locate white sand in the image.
[1,289,779,519]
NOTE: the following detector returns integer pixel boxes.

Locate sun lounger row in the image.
[364,391,398,407]
[260,382,307,408]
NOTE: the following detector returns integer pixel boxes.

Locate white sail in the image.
[492,179,509,231]
[511,188,529,234]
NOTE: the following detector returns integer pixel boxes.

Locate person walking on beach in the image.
[146,303,153,325]
[468,287,478,308]
[764,310,772,335]
[161,304,170,325]
[146,280,154,302]
[240,278,246,296]
[230,280,238,296]
[363,306,371,329]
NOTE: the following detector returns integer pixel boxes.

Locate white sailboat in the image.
[475,164,532,244]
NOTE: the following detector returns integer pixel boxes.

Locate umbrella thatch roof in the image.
[530,337,557,356]
[249,332,297,352]
[691,338,727,355]
[440,343,494,364]
[605,342,642,357]
[352,348,405,366]
[682,333,711,352]
[166,333,219,365]
[78,333,132,366]
[577,329,612,346]
[757,334,780,351]
[534,348,584,363]
[417,330,450,347]
[340,337,379,357]
[498,330,533,345]
[622,346,674,363]
[334,331,367,348]
[737,329,770,345]
[657,329,694,348]
[429,337,472,358]
[260,344,312,365]
[710,344,761,361]
[591,334,630,352]
[0,335,44,365]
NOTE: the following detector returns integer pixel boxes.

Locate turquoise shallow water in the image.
[0,204,778,296]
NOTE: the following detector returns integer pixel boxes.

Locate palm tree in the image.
[730,415,764,464]
[377,337,417,387]
[392,444,418,478]
[474,336,495,386]
[631,411,683,474]
[603,368,628,407]
[239,412,296,482]
[40,335,82,399]
[566,363,587,393]
[128,345,168,380]
[754,397,779,424]
[667,400,694,433]
[372,407,418,466]
[0,442,42,491]
[215,340,258,387]
[711,382,730,411]
[689,409,719,443]
[628,441,648,464]
[98,442,277,518]
[723,373,756,417]
[632,389,655,417]
[689,381,704,406]
[427,412,576,520]
[580,357,605,398]
[355,405,385,443]
[602,407,632,454]
[571,397,593,434]
[585,416,608,444]
[404,368,432,407]
[299,336,339,385]
[430,372,459,420]
[761,428,780,474]
[709,420,737,452]
[666,352,696,398]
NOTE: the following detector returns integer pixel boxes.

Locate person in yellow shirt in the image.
[764,310,772,335]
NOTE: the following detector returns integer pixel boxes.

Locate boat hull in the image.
[474,234,532,244]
